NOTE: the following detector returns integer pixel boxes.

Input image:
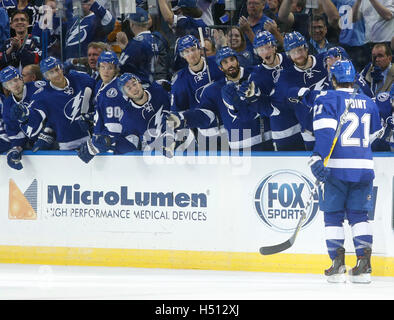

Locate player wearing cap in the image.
[9,56,96,152]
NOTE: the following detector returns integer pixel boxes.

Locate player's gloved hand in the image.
[222,82,242,110]
[371,66,383,83]
[165,112,186,130]
[32,128,56,152]
[77,113,94,134]
[77,135,115,163]
[384,116,394,140]
[308,153,330,183]
[288,87,310,103]
[7,146,23,170]
[237,80,260,103]
[10,103,29,123]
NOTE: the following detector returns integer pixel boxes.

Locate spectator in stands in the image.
[213,26,261,67]
[0,10,41,70]
[0,7,10,49]
[352,0,394,45]
[64,0,114,61]
[331,0,370,72]
[238,0,274,45]
[158,0,209,39]
[308,14,336,55]
[21,63,42,82]
[3,0,40,32]
[278,0,339,38]
[361,43,393,95]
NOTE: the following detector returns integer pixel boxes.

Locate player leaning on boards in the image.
[309,60,394,284]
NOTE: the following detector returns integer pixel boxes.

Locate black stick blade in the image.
[259,240,292,255]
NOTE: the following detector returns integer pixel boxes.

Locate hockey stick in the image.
[259,84,359,255]
[198,27,212,83]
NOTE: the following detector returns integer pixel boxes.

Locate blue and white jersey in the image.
[271,54,329,150]
[93,77,127,137]
[172,14,210,39]
[119,31,160,84]
[0,94,11,152]
[332,0,366,47]
[250,53,293,149]
[182,67,274,151]
[313,89,382,182]
[171,56,224,112]
[2,81,45,148]
[371,90,393,151]
[64,5,114,60]
[21,71,96,150]
[115,82,170,154]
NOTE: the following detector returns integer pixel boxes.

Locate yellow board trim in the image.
[0,245,393,277]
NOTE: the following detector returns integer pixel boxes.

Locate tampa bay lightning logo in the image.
[254,170,319,233]
[63,91,84,122]
[146,106,167,138]
[66,23,88,47]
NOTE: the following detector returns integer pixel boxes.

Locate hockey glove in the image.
[288,87,310,104]
[77,135,115,163]
[237,80,259,103]
[383,116,394,141]
[32,128,56,152]
[222,82,242,111]
[165,112,186,130]
[10,103,29,123]
[77,113,95,134]
[7,146,23,170]
[308,153,330,183]
[371,66,384,83]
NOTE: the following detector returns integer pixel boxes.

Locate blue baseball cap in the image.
[172,0,197,11]
[128,7,149,23]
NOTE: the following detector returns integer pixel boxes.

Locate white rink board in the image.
[0,152,393,258]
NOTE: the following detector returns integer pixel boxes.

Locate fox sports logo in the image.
[254,170,319,232]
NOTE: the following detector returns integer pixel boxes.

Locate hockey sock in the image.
[324,211,345,260]
[347,210,373,257]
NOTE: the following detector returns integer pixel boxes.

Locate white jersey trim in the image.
[327,158,374,169]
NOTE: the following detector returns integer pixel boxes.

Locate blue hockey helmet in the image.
[0,66,21,83]
[330,60,356,84]
[177,35,200,56]
[97,51,119,67]
[117,72,141,94]
[323,46,349,68]
[40,56,63,75]
[283,31,307,53]
[215,46,238,67]
[253,31,277,49]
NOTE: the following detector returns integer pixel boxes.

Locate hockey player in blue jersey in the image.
[0,66,51,170]
[10,56,96,152]
[170,34,224,152]
[0,95,11,154]
[64,0,115,61]
[165,46,276,153]
[118,7,164,84]
[269,31,329,151]
[77,73,171,163]
[373,84,394,151]
[309,60,385,283]
[89,50,123,138]
[250,31,293,150]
